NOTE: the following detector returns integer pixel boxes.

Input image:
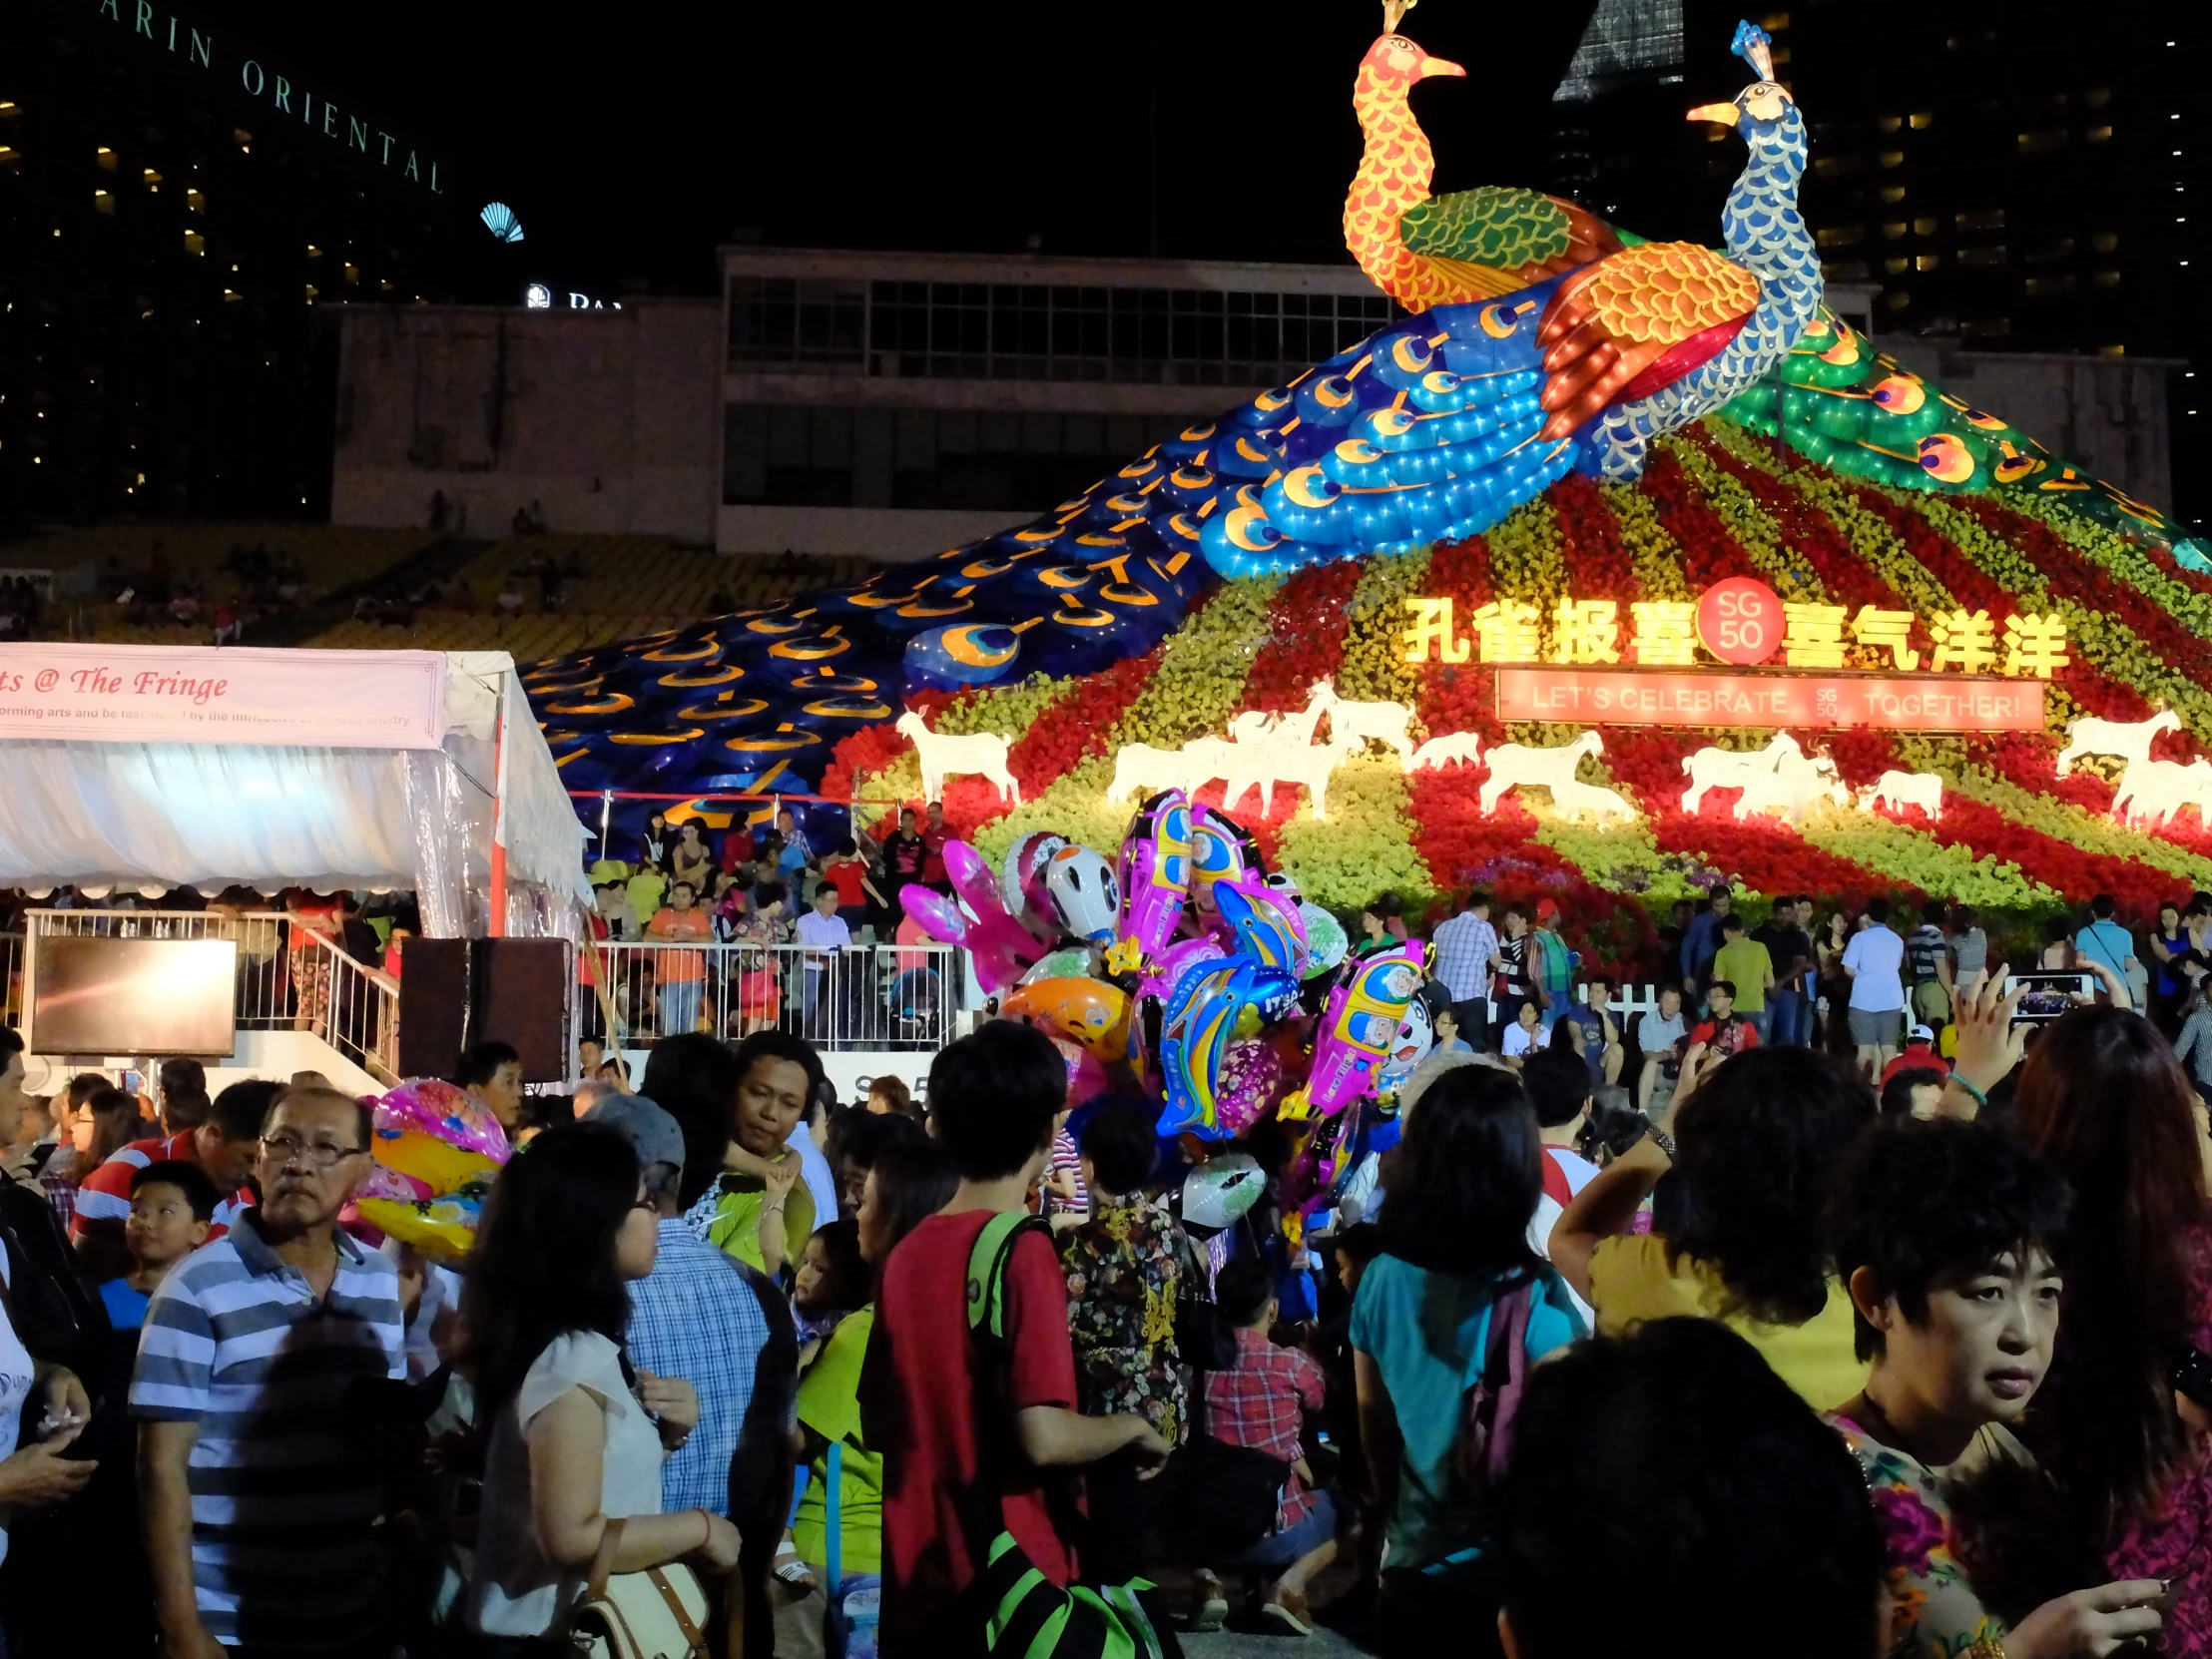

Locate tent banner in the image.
[0,645,448,749]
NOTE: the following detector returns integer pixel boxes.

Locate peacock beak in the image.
[1687,102,1740,127]
[1420,57,1466,79]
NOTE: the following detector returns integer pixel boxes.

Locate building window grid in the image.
[727,276,1394,384]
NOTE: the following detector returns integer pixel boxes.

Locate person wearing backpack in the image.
[859,1023,1170,1657]
[1349,1066,1584,1659]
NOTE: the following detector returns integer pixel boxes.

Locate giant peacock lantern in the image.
[528,12,2210,809]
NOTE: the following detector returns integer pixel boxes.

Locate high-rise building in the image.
[0,0,461,522]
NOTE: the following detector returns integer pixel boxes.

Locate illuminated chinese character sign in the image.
[1403,576,2063,731]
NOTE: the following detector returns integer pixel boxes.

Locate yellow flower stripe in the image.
[1660,435,1828,603]
[1337,550,1434,707]
[1796,806,2063,909]
[935,673,1074,738]
[1776,466,1960,616]
[971,757,1135,867]
[1601,480,1694,601]
[1275,755,1439,911]
[1528,808,1722,904]
[1485,498,1569,618]
[1943,761,2212,889]
[1110,576,1282,752]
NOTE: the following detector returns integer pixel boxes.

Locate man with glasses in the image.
[134,1086,405,1659]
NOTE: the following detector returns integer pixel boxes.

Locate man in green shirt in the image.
[1709,913,1777,1043]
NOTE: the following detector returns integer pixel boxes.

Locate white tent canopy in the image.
[0,647,586,935]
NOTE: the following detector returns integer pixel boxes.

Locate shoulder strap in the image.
[586,1515,626,1603]
[964,1210,1044,1342]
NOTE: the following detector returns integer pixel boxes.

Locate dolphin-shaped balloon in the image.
[1157,955,1300,1139]
[1212,875,1310,976]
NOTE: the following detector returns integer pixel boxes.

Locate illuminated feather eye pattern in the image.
[1918,431,1976,483]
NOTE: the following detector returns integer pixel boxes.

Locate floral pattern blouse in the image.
[1059,1195,1188,1445]
[1831,1414,2023,1659]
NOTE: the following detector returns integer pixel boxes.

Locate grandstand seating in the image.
[10,523,437,603]
[303,536,874,666]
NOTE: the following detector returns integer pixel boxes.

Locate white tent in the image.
[0,646,585,935]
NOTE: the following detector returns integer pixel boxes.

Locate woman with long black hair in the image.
[460,1123,740,1644]
[1351,1065,1584,1657]
[2013,1006,2212,1657]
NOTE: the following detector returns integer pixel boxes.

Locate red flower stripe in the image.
[1648,812,1893,901]
[1682,429,1892,610]
[1636,448,1764,588]
[1900,796,2179,922]
[1415,534,1505,741]
[1243,561,1363,713]
[1404,772,1662,977]
[1548,473,1643,604]
[1005,643,1166,791]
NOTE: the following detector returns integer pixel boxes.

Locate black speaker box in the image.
[396,938,572,1083]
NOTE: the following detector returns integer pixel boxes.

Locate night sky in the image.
[191,0,1711,296]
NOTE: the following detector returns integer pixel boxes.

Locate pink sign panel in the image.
[0,645,448,748]
[1495,667,2047,732]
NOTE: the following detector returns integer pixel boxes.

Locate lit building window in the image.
[93,189,113,215]
[186,188,205,212]
[1908,112,1935,129]
[184,230,204,255]
[95,145,116,170]
[1915,254,1940,271]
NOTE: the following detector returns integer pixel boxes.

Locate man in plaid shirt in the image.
[1202,1257,1337,1636]
[1427,892,1498,1051]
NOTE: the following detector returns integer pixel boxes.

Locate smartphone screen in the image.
[2003,972,2094,1022]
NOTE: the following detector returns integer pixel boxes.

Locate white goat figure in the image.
[1269,733,1366,823]
[2055,710,2182,778]
[1678,732,1807,815]
[896,710,1019,806]
[1104,742,1193,807]
[1478,731,1606,816]
[1736,753,1851,826]
[2111,757,2212,829]
[1227,681,1332,748]
[1855,770,1944,821]
[1315,677,1418,769]
[1550,777,1640,827]
[1411,731,1484,772]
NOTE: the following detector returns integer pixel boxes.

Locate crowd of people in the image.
[0,929,2200,1658]
[585,805,956,1046]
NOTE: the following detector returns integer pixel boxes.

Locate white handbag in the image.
[570,1516,719,1659]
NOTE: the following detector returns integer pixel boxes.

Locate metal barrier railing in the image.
[588,939,960,1052]
[20,910,400,1084]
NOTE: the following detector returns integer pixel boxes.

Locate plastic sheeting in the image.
[0,652,587,933]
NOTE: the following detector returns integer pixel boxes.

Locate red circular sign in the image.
[1696,576,1784,666]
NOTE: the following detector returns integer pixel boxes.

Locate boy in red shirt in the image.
[860,1022,1168,1653]
[71,1078,271,1282]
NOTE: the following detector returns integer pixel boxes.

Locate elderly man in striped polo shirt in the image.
[133,1086,404,1659]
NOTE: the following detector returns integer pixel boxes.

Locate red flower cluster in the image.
[821,721,913,806]
[1636,449,1757,589]
[1647,813,1893,903]
[1403,774,1661,977]
[1684,430,1890,609]
[1547,473,1642,602]
[1830,478,2011,617]
[1006,644,1165,792]
[1910,797,2177,923]
[1416,535,1505,739]
[1243,562,1362,713]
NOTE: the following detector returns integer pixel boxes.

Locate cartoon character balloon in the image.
[1003,976,1132,1062]
[1045,843,1121,944]
[1000,830,1068,939]
[1285,944,1424,1120]
[1116,790,1192,960]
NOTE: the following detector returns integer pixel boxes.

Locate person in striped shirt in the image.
[70,1080,270,1284]
[133,1086,405,1659]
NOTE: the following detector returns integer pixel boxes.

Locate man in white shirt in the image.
[794,886,851,1039]
[1841,896,1908,1081]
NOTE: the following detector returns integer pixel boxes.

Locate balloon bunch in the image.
[898,789,1433,1251]
[349,1077,513,1263]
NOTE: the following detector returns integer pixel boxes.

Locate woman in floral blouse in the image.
[1059,1101,1187,1587]
[1825,1116,2166,1659]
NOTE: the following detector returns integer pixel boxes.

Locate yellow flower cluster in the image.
[1782,469,1959,615]
[1111,576,1281,752]
[1796,807,2062,908]
[934,673,1074,739]
[1528,808,1715,903]
[1338,551,1434,706]
[1598,481,1693,601]
[2013,495,2212,648]
[1486,500,1569,613]
[1274,755,1439,911]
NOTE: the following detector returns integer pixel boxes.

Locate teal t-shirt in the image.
[1348,1253,1584,1570]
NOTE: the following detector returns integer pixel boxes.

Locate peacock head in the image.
[1686,20,1805,185]
[1357,29,1465,97]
